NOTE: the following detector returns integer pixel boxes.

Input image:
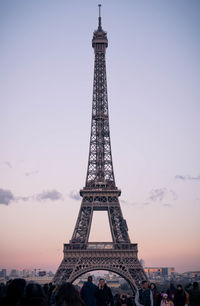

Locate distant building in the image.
[38,271,46,277]
[144,267,175,279]
[181,271,200,279]
[107,280,120,288]
[0,269,7,278]
[10,269,19,278]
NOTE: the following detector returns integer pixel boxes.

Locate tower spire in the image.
[53,6,147,292]
[98,4,102,30]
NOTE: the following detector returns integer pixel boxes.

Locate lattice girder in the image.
[54,7,147,291]
[53,248,147,293]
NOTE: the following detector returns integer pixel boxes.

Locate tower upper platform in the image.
[92,4,108,50]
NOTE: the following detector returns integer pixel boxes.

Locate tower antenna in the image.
[98,4,102,30]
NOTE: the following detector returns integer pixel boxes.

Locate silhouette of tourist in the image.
[95,278,114,306]
[135,280,153,306]
[185,282,200,306]
[174,284,186,306]
[166,283,176,303]
[80,276,97,306]
[18,282,48,306]
[54,282,85,306]
[126,293,134,306]
[1,278,26,306]
[120,293,127,305]
[113,293,121,306]
[150,283,161,306]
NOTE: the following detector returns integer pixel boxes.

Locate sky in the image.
[0,0,200,274]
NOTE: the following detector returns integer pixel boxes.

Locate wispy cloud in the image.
[175,174,200,181]
[149,188,167,202]
[15,196,31,202]
[69,191,81,201]
[148,188,177,205]
[0,188,15,205]
[25,170,39,177]
[163,203,172,208]
[169,189,178,201]
[121,199,137,206]
[0,188,64,206]
[121,199,149,208]
[4,161,12,169]
[36,190,63,201]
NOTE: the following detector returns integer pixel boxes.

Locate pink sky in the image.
[0,0,200,274]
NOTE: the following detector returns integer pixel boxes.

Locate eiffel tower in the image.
[54,5,147,292]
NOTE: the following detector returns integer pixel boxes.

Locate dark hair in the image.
[141,280,148,285]
[177,284,183,289]
[21,283,47,306]
[4,278,26,304]
[88,276,92,282]
[55,282,84,306]
[150,283,156,289]
[193,282,198,288]
[24,283,46,299]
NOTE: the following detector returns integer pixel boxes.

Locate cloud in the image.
[69,191,81,201]
[121,199,149,207]
[175,174,200,181]
[0,188,64,206]
[149,188,167,202]
[4,161,12,168]
[36,190,63,201]
[15,196,31,202]
[0,188,15,205]
[175,175,185,180]
[148,188,177,204]
[163,203,172,208]
[169,189,178,201]
[121,199,137,206]
[25,170,39,177]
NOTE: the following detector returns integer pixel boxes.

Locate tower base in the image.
[53,242,147,293]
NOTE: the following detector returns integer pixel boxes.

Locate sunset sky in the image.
[0,0,200,274]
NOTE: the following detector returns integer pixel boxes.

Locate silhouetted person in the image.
[95,279,114,306]
[186,282,200,306]
[0,283,6,303]
[18,282,48,306]
[114,293,121,306]
[1,278,26,306]
[167,284,176,303]
[54,282,85,306]
[174,285,186,306]
[80,276,97,306]
[135,280,153,306]
[120,294,127,305]
[126,294,134,306]
[150,283,161,306]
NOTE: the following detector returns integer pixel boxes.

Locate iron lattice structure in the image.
[54,6,147,292]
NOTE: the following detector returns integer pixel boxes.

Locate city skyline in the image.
[0,0,200,274]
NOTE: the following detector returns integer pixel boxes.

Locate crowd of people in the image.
[135,280,200,306]
[0,276,199,306]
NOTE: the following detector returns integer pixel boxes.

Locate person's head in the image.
[150,283,156,290]
[6,278,26,301]
[162,293,168,300]
[141,280,148,289]
[99,279,105,288]
[55,282,83,306]
[88,276,92,282]
[177,284,183,291]
[193,282,198,288]
[24,283,46,299]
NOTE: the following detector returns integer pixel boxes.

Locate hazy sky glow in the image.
[0,0,200,274]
